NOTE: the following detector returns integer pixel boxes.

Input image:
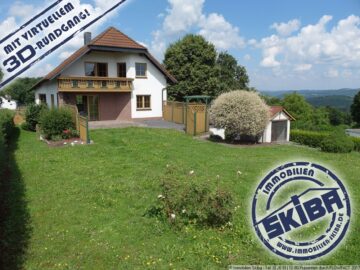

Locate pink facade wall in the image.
[60,92,131,121]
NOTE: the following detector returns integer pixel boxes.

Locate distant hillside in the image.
[262,88,359,112]
[306,96,353,111]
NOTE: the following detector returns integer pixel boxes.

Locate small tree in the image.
[351,91,360,126]
[0,68,3,83]
[210,90,269,142]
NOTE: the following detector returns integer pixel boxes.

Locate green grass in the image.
[4,128,360,269]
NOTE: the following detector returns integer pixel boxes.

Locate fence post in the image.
[193,111,197,136]
[171,102,174,122]
[205,105,208,132]
[86,116,90,144]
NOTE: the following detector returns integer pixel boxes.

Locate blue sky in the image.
[0,0,359,90]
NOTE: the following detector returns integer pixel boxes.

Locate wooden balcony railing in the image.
[58,76,134,92]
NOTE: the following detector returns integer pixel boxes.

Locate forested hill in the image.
[262,88,359,111]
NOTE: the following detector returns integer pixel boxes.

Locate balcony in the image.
[58,76,134,92]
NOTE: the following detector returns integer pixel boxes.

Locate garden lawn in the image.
[5,128,360,269]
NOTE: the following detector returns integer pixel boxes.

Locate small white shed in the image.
[260,106,295,143]
[0,97,17,110]
[209,106,295,143]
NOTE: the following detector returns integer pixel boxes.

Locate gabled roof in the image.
[270,106,295,121]
[32,27,176,89]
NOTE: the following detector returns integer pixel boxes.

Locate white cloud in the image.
[9,2,37,20]
[59,51,74,60]
[244,54,251,61]
[271,19,301,36]
[258,15,360,71]
[294,64,312,71]
[150,0,244,58]
[23,63,54,77]
[0,17,17,38]
[324,68,339,78]
[198,13,244,50]
[163,0,205,35]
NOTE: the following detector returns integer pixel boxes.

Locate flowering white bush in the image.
[210,90,270,141]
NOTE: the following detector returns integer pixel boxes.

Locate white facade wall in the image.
[61,51,167,119]
[34,80,58,107]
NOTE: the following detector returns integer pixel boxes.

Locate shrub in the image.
[145,168,234,229]
[24,103,47,131]
[39,108,75,140]
[352,137,360,152]
[0,109,15,142]
[0,109,15,175]
[210,90,269,142]
[320,131,354,153]
[290,130,328,148]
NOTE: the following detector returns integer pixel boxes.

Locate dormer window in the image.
[85,62,108,77]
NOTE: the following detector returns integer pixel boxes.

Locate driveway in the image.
[89,119,185,132]
[141,120,185,131]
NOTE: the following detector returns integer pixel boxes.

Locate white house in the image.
[31,27,176,121]
[0,96,17,110]
[210,106,295,143]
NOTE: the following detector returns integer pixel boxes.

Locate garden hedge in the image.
[290,129,328,148]
[291,129,360,152]
[0,109,15,175]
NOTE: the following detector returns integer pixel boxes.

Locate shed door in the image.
[271,121,287,142]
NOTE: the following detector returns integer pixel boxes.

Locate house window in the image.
[85,63,96,76]
[85,62,108,77]
[97,63,108,77]
[39,94,47,105]
[51,94,55,108]
[117,63,127,77]
[136,95,151,110]
[135,63,147,77]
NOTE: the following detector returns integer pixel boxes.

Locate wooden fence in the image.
[186,104,208,135]
[163,101,186,124]
[78,115,90,143]
[61,104,90,144]
[13,106,26,125]
[163,101,209,135]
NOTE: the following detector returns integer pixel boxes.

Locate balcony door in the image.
[76,95,99,121]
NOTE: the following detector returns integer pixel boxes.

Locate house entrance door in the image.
[76,95,99,121]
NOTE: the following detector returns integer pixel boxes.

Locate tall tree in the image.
[164,35,219,100]
[282,92,313,122]
[216,52,249,93]
[351,91,360,126]
[1,77,41,105]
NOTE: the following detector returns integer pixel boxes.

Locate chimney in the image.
[84,32,92,45]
